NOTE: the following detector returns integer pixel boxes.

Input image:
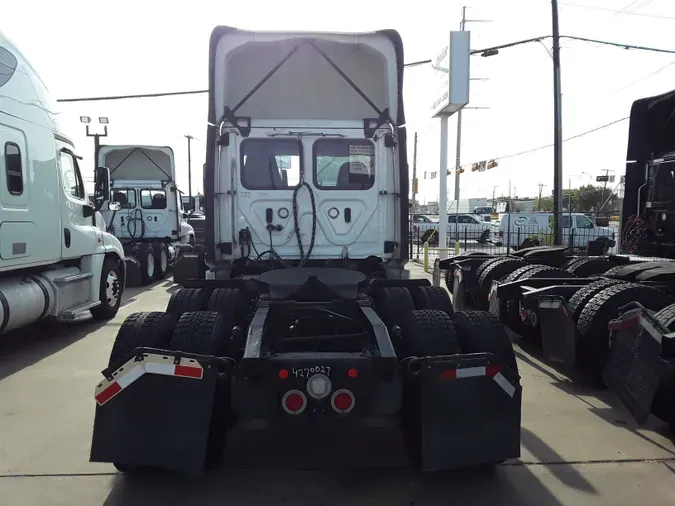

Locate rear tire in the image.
[166,287,209,320]
[567,279,626,323]
[476,258,528,309]
[566,257,614,277]
[452,310,518,374]
[577,283,673,380]
[373,287,416,353]
[169,311,228,356]
[90,258,123,320]
[108,312,177,367]
[138,243,155,286]
[408,286,453,315]
[153,243,169,280]
[401,309,461,357]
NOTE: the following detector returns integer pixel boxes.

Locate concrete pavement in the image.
[1,269,674,505]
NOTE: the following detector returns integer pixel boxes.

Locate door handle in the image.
[344,208,352,223]
[64,228,71,248]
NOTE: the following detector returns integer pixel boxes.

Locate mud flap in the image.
[603,305,674,425]
[89,350,227,476]
[414,353,522,471]
[451,266,467,311]
[536,296,577,366]
[124,257,142,288]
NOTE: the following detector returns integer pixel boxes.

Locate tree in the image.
[538,185,616,213]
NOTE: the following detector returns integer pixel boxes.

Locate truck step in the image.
[61,300,101,320]
[53,272,93,284]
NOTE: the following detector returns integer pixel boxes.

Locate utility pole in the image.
[81,116,109,172]
[538,183,547,211]
[552,0,564,245]
[491,185,498,211]
[412,132,418,211]
[184,134,193,198]
[452,6,491,254]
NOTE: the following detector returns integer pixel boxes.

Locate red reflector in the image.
[441,369,457,380]
[95,382,122,405]
[334,392,353,410]
[486,365,500,377]
[284,393,304,412]
[175,365,203,379]
[278,369,289,380]
[347,368,358,378]
[608,315,640,331]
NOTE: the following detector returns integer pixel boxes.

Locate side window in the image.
[0,47,18,88]
[140,189,167,209]
[561,215,571,228]
[576,215,594,229]
[60,151,85,200]
[314,139,375,190]
[111,189,136,209]
[4,142,23,195]
[458,215,474,224]
[240,139,301,190]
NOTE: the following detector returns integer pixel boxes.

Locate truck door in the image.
[58,148,96,259]
[138,186,177,238]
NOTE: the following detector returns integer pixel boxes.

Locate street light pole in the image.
[81,116,109,172]
[184,134,193,198]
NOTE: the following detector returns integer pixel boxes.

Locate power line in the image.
[560,2,675,20]
[470,116,629,164]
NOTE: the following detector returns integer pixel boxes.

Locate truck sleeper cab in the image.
[99,145,195,286]
[0,31,126,334]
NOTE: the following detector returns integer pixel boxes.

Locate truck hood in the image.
[208,27,405,124]
[98,145,175,182]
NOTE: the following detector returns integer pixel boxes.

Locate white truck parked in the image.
[98,145,195,286]
[0,32,126,334]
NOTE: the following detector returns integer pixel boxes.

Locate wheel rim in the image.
[161,248,168,271]
[147,253,155,277]
[105,270,120,307]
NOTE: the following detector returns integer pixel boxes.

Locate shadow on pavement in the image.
[0,278,166,382]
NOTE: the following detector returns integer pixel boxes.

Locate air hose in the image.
[292,178,317,266]
[126,208,145,239]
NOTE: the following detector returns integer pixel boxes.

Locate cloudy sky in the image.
[4,0,674,204]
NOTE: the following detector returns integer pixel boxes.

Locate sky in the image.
[4,0,675,204]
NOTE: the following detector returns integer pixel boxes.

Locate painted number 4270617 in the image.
[293,366,331,378]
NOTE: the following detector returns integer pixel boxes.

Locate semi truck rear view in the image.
[89,26,522,476]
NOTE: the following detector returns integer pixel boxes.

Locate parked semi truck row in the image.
[0,31,126,335]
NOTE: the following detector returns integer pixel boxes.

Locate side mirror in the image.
[93,166,111,211]
[183,197,195,212]
[108,201,121,212]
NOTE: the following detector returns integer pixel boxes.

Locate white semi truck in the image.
[0,32,126,334]
[98,145,195,286]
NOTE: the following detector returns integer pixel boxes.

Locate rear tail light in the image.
[331,389,355,414]
[282,389,307,415]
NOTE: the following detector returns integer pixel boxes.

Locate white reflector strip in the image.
[539,300,562,309]
[493,372,516,397]
[116,365,145,388]
[95,353,205,406]
[145,362,176,376]
[456,366,486,378]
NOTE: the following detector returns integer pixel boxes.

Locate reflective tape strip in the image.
[493,372,516,398]
[456,366,486,378]
[95,353,204,406]
[538,300,562,309]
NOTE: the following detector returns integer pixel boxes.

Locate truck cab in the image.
[0,31,126,333]
[98,145,195,285]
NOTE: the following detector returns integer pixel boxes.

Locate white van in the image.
[493,212,616,252]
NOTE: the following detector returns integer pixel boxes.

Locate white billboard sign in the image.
[431,31,471,117]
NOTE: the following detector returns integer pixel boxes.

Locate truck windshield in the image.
[313,138,374,190]
[240,139,301,190]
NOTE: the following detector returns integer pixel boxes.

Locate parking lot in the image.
[1,265,675,506]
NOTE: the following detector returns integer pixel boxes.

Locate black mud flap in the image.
[124,257,142,288]
[603,304,674,425]
[536,295,577,366]
[488,281,501,318]
[416,353,521,471]
[90,349,228,476]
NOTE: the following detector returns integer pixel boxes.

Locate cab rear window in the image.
[313,139,374,190]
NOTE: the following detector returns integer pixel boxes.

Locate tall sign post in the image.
[431,31,470,258]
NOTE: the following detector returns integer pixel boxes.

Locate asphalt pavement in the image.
[1,267,674,505]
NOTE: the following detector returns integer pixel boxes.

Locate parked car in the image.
[412,213,492,245]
